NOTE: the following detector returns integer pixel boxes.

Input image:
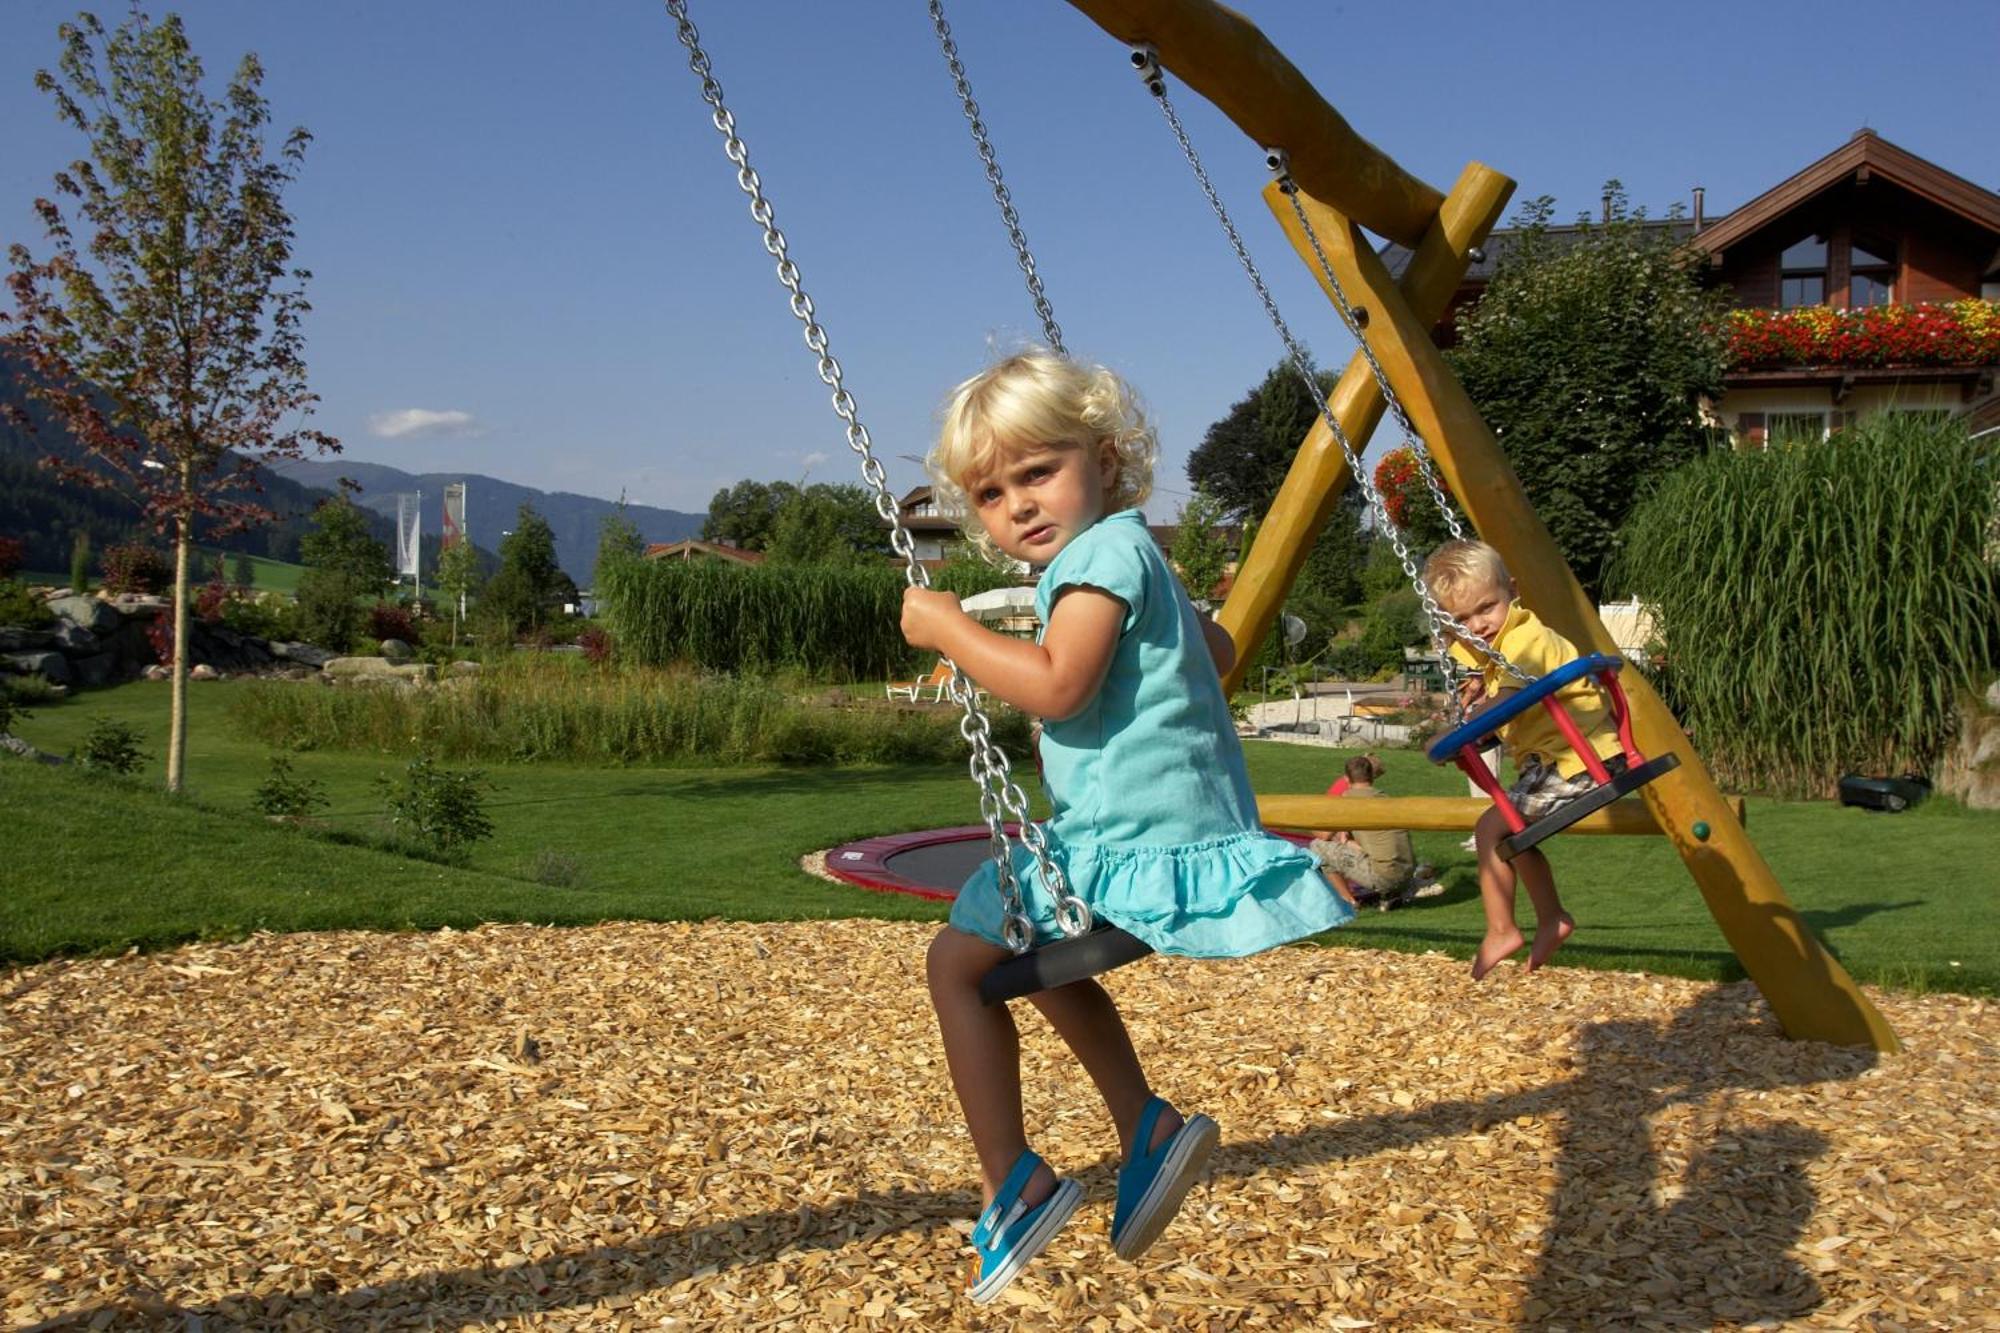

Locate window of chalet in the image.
[1778,234,1828,308]
[1767,410,1829,444]
[1849,237,1896,307]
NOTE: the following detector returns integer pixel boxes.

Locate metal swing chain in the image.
[1270,165,1463,545]
[926,0,1066,356]
[1128,48,1531,693]
[664,0,1090,951]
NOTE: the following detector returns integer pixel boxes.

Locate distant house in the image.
[642,538,764,566]
[890,486,970,567]
[1387,130,2000,444]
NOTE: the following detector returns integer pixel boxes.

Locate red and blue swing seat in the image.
[1425,652,1680,861]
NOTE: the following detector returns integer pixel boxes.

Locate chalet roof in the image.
[1689,129,2000,257]
[642,539,764,565]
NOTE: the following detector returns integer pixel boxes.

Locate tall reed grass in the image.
[594,557,1015,679]
[1614,412,1997,796]
[229,655,1030,766]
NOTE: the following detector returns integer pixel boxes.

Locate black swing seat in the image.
[1497,751,1681,860]
[980,923,1155,1005]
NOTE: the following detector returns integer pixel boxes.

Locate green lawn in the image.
[192,548,307,593]
[5,679,1996,995]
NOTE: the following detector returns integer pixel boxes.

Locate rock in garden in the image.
[144,664,170,681]
[271,642,335,668]
[380,638,414,661]
[189,663,219,681]
[0,628,57,653]
[449,660,482,676]
[322,656,403,680]
[51,623,99,654]
[47,595,120,635]
[3,651,71,685]
[70,653,116,688]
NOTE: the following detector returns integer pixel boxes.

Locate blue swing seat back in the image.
[1424,652,1625,763]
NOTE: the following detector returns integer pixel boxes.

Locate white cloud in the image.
[801,451,828,470]
[368,408,483,439]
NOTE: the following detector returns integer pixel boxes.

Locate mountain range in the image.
[272,459,704,584]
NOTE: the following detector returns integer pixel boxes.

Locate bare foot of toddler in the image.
[1526,913,1575,973]
[1470,926,1526,980]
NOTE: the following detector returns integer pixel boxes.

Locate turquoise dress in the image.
[949,510,1355,956]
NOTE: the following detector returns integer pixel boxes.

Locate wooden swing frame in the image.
[1062,0,1898,1051]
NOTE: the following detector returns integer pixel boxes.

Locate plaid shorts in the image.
[1507,753,1625,820]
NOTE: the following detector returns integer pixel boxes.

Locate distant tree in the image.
[1447,186,1731,593]
[2,9,335,790]
[1188,362,1370,654]
[1187,363,1337,524]
[766,483,889,564]
[701,479,792,551]
[483,503,563,635]
[434,537,480,648]
[230,549,254,591]
[69,530,90,593]
[1168,490,1234,603]
[594,496,644,583]
[295,495,390,651]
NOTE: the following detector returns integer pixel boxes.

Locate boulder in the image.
[390,662,436,683]
[144,663,171,681]
[272,642,335,668]
[48,595,120,635]
[0,628,58,653]
[189,663,220,681]
[448,660,482,676]
[52,622,99,654]
[109,594,171,615]
[70,653,117,688]
[323,656,404,681]
[4,651,72,685]
[380,638,415,661]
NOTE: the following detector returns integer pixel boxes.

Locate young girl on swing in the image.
[900,351,1355,1302]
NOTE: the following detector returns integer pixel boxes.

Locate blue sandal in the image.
[967,1149,1082,1305]
[1111,1097,1219,1261]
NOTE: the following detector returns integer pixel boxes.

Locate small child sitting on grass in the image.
[1423,539,1626,979]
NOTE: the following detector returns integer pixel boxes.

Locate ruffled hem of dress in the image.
[963,829,1355,959]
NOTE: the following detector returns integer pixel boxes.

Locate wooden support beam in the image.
[1060,0,1443,246]
[1258,794,1746,835]
[1215,161,1512,694]
[1298,192,1898,1052]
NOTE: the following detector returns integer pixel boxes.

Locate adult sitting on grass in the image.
[1309,755,1417,910]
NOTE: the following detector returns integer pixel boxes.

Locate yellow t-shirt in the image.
[1447,602,1622,778]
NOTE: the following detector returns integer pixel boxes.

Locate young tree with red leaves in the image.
[3,9,337,791]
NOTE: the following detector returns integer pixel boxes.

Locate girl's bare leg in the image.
[926,926,1052,1208]
[1470,805,1527,979]
[1028,978,1182,1159]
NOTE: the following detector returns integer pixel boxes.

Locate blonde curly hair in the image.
[928,350,1156,562]
[1421,539,1512,604]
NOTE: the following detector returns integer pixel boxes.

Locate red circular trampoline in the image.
[823,824,1315,902]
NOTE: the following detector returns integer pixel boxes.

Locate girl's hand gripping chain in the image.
[902,586,969,654]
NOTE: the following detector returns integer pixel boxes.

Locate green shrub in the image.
[102,543,170,595]
[76,717,148,775]
[69,532,91,595]
[4,674,66,707]
[597,557,1017,682]
[0,579,55,629]
[523,849,586,888]
[251,754,329,819]
[0,688,27,735]
[230,655,1032,767]
[1614,412,1998,795]
[218,591,292,642]
[378,754,495,856]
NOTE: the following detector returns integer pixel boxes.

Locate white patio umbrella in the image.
[958,585,1040,621]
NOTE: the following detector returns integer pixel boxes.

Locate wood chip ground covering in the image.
[2,921,1995,1331]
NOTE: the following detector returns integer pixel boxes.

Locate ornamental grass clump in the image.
[1614,412,1998,797]
[229,653,1029,767]
[595,556,1017,680]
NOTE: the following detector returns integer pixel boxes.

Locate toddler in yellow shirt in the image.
[1423,540,1625,980]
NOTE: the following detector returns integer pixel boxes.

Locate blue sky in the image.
[5,1,1996,522]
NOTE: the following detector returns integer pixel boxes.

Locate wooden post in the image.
[1060,0,1441,246]
[1215,161,1512,695]
[1297,192,1898,1052]
[1257,794,1745,835]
